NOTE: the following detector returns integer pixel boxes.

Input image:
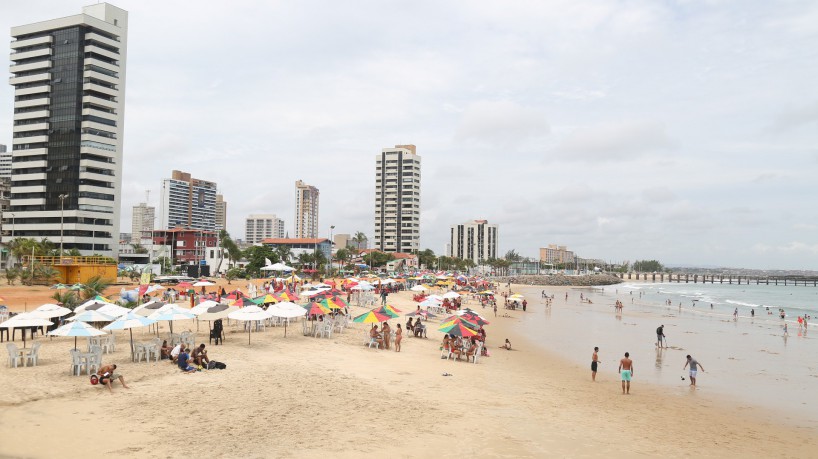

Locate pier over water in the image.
[616,272,818,286]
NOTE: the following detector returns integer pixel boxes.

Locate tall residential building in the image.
[245,214,284,245]
[215,194,227,231]
[0,145,10,179]
[448,220,499,265]
[6,4,128,256]
[131,202,154,240]
[294,180,319,238]
[374,144,421,253]
[160,170,217,231]
[539,244,575,265]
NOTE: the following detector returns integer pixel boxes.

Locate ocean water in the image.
[515,283,818,426]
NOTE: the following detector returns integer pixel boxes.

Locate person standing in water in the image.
[683,355,705,387]
[591,347,600,381]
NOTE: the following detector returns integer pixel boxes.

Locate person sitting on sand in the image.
[170,342,183,363]
[160,340,172,360]
[177,348,197,373]
[370,325,384,349]
[191,344,210,368]
[502,339,512,350]
[97,364,129,393]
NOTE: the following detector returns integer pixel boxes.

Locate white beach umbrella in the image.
[268,301,307,337]
[68,310,116,323]
[32,303,73,319]
[410,285,428,292]
[442,291,460,299]
[148,305,195,334]
[74,299,110,314]
[193,280,216,287]
[427,295,445,302]
[132,300,166,317]
[0,313,54,347]
[103,312,157,361]
[418,298,442,308]
[95,303,131,318]
[228,305,273,345]
[190,300,222,316]
[197,304,237,321]
[260,262,294,272]
[351,283,375,291]
[48,320,106,349]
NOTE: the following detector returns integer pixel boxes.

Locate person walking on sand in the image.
[619,352,633,394]
[683,355,705,387]
[591,347,600,381]
[656,325,666,348]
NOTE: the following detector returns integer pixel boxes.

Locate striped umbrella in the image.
[304,302,332,316]
[352,309,391,324]
[277,290,299,302]
[372,306,400,319]
[438,320,478,337]
[440,316,478,330]
[48,320,106,349]
[230,297,260,307]
[103,312,157,361]
[254,294,279,305]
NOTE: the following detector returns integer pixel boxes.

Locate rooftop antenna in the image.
[145,189,150,204]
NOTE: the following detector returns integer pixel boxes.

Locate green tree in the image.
[273,245,292,264]
[632,260,663,272]
[504,249,522,262]
[335,247,352,267]
[219,230,242,267]
[418,249,436,270]
[52,290,79,310]
[131,243,148,254]
[243,245,278,278]
[368,251,394,269]
[352,231,368,250]
[81,275,114,301]
[225,266,245,284]
[5,267,20,285]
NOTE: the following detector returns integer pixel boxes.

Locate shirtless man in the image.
[618,352,634,394]
[191,344,210,367]
[370,325,383,349]
[591,347,599,381]
[683,355,705,387]
[97,364,129,393]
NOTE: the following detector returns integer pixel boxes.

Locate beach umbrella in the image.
[509,294,525,300]
[228,305,273,345]
[177,282,193,289]
[260,262,294,272]
[197,304,237,321]
[440,316,479,330]
[103,312,157,361]
[442,291,460,299]
[48,320,106,349]
[95,303,131,318]
[32,303,73,319]
[277,290,298,302]
[406,310,437,319]
[148,305,195,334]
[51,283,68,290]
[352,309,391,324]
[438,320,478,337]
[69,283,85,291]
[418,298,442,308]
[304,302,332,316]
[190,300,222,316]
[68,310,115,323]
[254,294,279,305]
[410,285,428,292]
[193,280,216,287]
[459,313,490,326]
[0,313,53,348]
[268,301,306,337]
[230,296,260,307]
[372,306,400,319]
[132,299,166,317]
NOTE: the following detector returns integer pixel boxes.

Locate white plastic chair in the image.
[133,343,147,362]
[88,345,103,374]
[24,342,41,366]
[471,342,483,364]
[6,343,22,368]
[69,349,86,375]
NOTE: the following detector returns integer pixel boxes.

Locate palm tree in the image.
[52,291,79,310]
[81,275,113,301]
[274,245,292,264]
[352,231,368,250]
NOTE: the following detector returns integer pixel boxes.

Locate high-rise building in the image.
[245,214,284,245]
[294,180,319,238]
[0,145,10,179]
[448,220,498,265]
[374,144,421,253]
[131,202,154,240]
[6,4,128,256]
[215,194,227,231]
[160,170,217,231]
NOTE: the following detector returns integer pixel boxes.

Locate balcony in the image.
[10,60,51,75]
[83,82,118,97]
[11,35,53,50]
[84,57,118,74]
[9,72,50,85]
[14,97,49,109]
[85,45,119,61]
[82,94,117,110]
[13,135,48,145]
[85,32,120,49]
[15,84,50,97]
[13,122,48,133]
[10,47,51,62]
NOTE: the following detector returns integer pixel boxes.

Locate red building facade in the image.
[153,229,218,265]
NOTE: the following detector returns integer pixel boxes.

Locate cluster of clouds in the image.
[0,0,816,269]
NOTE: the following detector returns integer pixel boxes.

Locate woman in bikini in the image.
[394,324,402,352]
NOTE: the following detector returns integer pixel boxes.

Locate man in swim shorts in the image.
[656,325,666,348]
[684,355,705,387]
[591,347,599,381]
[619,352,633,394]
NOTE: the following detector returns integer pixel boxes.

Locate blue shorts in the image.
[621,370,632,381]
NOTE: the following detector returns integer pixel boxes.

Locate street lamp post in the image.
[58,193,68,259]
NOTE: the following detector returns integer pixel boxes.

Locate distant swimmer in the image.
[683,355,705,387]
[619,352,634,395]
[751,308,755,317]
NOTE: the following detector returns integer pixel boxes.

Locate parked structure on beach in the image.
[374,145,421,253]
[6,4,129,257]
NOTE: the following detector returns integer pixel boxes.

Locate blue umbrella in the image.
[48,320,106,350]
[104,313,158,361]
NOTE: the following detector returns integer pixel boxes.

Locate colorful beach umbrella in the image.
[277,290,298,302]
[352,309,391,324]
[255,294,279,305]
[230,297,260,307]
[372,306,400,319]
[304,301,332,316]
[438,321,478,337]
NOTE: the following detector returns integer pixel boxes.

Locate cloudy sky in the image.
[2,1,817,270]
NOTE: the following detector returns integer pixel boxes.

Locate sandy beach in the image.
[1,279,817,458]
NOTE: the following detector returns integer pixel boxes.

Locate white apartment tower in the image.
[375,145,421,253]
[0,145,10,179]
[131,202,154,240]
[160,170,217,231]
[294,180,319,238]
[215,194,227,231]
[448,220,498,265]
[245,214,284,245]
[6,4,128,256]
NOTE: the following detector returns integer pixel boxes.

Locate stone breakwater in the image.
[490,274,623,286]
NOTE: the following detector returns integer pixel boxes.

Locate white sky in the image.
[1,1,817,269]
